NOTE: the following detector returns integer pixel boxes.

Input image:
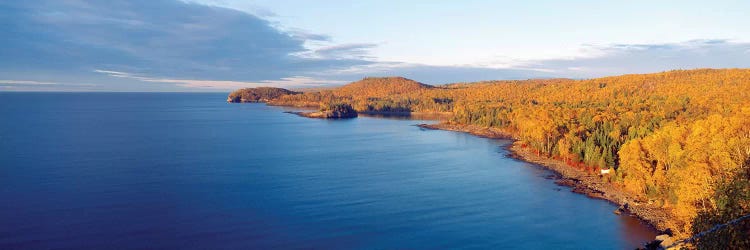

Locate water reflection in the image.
[359,112,451,121]
[619,214,659,248]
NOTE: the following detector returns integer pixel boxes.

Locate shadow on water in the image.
[620,214,660,248]
[358,112,451,121]
[493,140,659,249]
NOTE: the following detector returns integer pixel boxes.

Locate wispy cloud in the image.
[301,39,750,84]
[0,80,58,85]
[287,28,332,42]
[313,43,379,59]
[157,77,347,89]
[309,62,547,85]
[524,39,750,78]
[0,79,97,91]
[94,69,345,89]
[0,79,97,87]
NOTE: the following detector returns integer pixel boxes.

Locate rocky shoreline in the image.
[417,123,679,239]
[285,110,358,119]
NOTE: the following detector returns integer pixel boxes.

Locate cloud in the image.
[0,79,97,91]
[94,69,346,89]
[525,39,750,78]
[186,0,278,18]
[0,0,373,87]
[311,62,546,85]
[158,76,347,89]
[305,39,750,84]
[287,28,332,42]
[0,79,96,87]
[312,43,379,60]
[1,1,747,91]
[0,80,58,85]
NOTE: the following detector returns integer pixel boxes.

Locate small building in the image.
[600,168,611,175]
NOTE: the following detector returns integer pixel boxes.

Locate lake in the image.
[0,92,656,249]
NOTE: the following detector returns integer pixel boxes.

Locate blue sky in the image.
[1,0,749,91]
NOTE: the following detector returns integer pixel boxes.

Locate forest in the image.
[232,69,750,245]
[227,87,298,103]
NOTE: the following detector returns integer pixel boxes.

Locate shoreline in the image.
[418,122,677,236]
[243,100,681,247]
[247,100,679,242]
[283,110,357,119]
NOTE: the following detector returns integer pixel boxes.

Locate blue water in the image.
[0,93,656,249]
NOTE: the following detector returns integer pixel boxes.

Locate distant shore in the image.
[418,122,675,235]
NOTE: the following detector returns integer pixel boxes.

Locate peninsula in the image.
[227,87,298,103]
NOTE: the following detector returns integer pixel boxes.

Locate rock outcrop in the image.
[289,102,358,119]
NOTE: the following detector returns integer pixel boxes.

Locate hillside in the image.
[268,76,447,113]
[334,77,433,97]
[441,69,750,240]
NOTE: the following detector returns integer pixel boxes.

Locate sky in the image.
[1,0,749,92]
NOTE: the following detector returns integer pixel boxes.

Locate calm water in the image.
[0,93,656,249]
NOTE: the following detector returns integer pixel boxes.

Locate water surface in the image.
[0,92,656,249]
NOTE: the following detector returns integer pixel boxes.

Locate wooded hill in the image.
[267,76,442,113]
[227,87,298,103]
